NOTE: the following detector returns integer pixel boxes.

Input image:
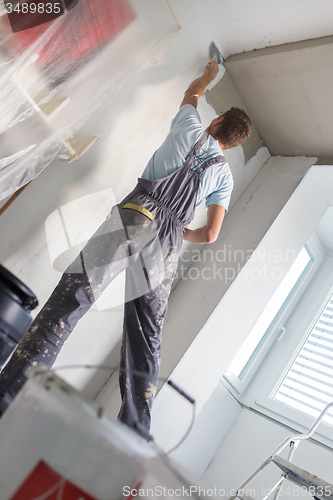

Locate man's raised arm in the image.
[180,60,219,109]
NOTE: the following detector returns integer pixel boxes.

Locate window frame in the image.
[237,252,333,447]
[223,232,325,395]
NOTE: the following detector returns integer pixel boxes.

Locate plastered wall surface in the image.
[224,36,333,157]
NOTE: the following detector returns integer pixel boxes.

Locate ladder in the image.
[228,402,333,500]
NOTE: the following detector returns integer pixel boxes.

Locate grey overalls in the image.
[0,131,225,432]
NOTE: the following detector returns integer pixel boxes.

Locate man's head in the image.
[206,107,252,150]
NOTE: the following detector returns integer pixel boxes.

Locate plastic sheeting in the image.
[0,0,178,201]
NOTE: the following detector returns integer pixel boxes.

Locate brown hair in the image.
[216,107,252,149]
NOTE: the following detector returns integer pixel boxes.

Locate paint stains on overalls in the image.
[0,131,225,433]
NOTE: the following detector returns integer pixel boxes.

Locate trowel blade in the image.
[210,41,224,64]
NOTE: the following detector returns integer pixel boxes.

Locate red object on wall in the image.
[11,0,136,76]
[10,460,99,500]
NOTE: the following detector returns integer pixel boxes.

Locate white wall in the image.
[203,406,333,500]
[171,382,241,478]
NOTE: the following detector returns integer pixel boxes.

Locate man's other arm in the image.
[183,204,225,244]
[180,60,219,109]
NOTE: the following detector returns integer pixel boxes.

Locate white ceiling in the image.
[204,0,333,58]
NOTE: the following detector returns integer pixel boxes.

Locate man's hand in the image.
[183,205,225,244]
[203,60,219,82]
[180,59,220,109]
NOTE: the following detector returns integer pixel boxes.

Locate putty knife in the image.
[210,41,224,64]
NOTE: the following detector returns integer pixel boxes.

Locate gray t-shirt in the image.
[141,104,233,210]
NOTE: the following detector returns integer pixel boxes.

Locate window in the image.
[224,233,324,394]
[227,240,333,445]
[222,229,333,444]
[273,290,333,427]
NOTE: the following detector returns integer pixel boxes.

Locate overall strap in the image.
[183,131,209,170]
[194,154,226,175]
